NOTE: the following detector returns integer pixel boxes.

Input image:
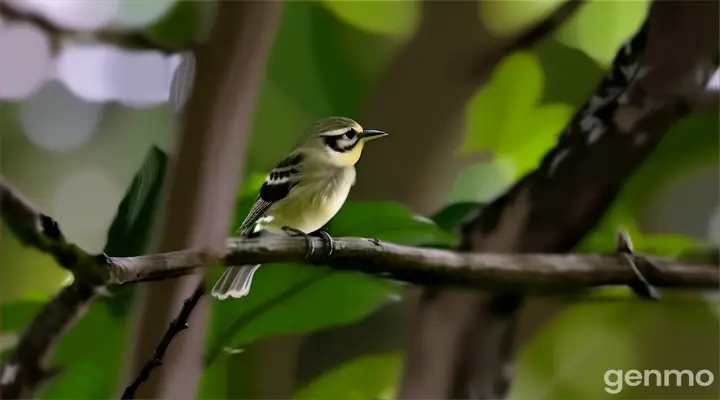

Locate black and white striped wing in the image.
[236,152,304,236]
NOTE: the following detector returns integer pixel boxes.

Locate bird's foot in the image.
[280,227,335,259]
[281,226,315,259]
[310,230,335,257]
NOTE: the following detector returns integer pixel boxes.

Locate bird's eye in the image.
[345,129,357,139]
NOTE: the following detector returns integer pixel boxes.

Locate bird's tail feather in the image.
[211,264,262,300]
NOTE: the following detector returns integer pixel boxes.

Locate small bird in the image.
[211,117,387,299]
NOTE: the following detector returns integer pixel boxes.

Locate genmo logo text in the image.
[604,369,715,394]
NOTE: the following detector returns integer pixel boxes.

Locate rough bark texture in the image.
[119,2,282,399]
[398,1,720,398]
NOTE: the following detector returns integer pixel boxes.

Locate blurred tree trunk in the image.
[297,0,580,388]
[119,2,282,398]
[398,2,719,398]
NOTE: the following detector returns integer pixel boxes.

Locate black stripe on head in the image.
[323,130,360,153]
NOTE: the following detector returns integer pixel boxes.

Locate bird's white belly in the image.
[262,168,354,234]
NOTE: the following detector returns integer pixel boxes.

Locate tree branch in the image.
[1,153,719,398]
[398,1,720,398]
[0,176,106,398]
[0,1,189,53]
[93,237,715,292]
[4,173,716,293]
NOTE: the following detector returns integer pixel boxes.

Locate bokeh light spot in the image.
[112,0,176,29]
[8,0,118,31]
[19,82,103,151]
[0,23,52,99]
[58,43,173,106]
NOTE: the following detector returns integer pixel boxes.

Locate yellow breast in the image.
[262,167,355,234]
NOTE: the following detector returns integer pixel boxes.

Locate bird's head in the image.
[300,116,387,166]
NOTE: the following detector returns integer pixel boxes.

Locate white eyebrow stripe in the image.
[317,128,350,137]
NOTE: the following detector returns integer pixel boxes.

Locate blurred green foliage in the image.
[2,1,718,399]
[294,352,401,399]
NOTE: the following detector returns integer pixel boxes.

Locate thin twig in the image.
[121,283,206,399]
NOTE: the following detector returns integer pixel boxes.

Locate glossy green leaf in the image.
[1,299,127,398]
[556,0,650,65]
[447,159,517,204]
[205,201,455,370]
[145,1,217,49]
[329,201,458,247]
[101,146,168,317]
[321,0,420,40]
[294,352,402,399]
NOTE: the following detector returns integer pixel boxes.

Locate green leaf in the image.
[556,0,650,65]
[508,103,574,175]
[328,201,458,247]
[535,39,605,106]
[1,299,128,398]
[320,0,420,40]
[101,146,169,316]
[145,1,217,49]
[204,201,454,371]
[462,52,543,153]
[461,51,573,175]
[294,352,402,400]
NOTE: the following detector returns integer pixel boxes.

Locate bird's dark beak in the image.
[360,129,388,142]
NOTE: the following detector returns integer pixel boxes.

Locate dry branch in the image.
[1,173,719,397]
[101,238,717,291]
